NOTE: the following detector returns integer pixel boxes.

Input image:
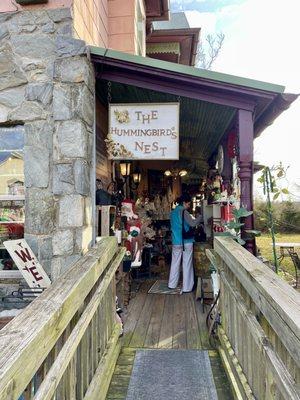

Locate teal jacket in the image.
[170,205,194,245]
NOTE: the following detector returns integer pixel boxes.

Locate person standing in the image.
[168,194,202,293]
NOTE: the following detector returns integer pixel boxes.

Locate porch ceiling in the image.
[91,46,298,162]
[96,80,236,161]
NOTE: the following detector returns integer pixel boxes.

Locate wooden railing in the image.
[214,237,300,400]
[0,237,125,400]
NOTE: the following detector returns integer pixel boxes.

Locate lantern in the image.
[132,167,142,183]
[120,161,131,177]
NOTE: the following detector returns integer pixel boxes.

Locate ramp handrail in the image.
[214,236,300,400]
[0,237,125,400]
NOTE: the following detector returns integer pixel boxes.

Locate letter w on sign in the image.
[4,239,51,289]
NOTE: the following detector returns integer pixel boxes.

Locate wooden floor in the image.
[106,281,233,399]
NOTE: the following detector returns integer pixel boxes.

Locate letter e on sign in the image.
[4,239,51,289]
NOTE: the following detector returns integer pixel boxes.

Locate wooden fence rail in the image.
[0,237,125,400]
[214,237,300,400]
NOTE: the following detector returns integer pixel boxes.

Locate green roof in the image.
[89,46,285,94]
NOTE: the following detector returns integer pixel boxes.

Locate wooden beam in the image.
[218,346,246,400]
[83,324,122,400]
[97,69,256,112]
[237,109,255,253]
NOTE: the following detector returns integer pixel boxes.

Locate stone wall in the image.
[0,8,95,280]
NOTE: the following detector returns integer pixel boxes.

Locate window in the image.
[0,126,24,197]
[0,126,25,271]
[135,0,146,56]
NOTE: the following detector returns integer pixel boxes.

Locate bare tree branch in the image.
[196,32,225,70]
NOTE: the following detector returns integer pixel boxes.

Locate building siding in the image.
[0,0,144,54]
[73,0,109,47]
[108,0,136,54]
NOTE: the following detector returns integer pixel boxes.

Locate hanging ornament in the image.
[227,131,237,159]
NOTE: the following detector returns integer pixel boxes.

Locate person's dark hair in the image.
[177,193,192,205]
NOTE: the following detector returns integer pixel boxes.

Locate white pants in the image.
[168,243,194,292]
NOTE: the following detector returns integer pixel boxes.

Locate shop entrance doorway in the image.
[93,81,237,308]
[91,46,296,307]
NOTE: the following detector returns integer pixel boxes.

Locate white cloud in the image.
[190,0,300,198]
[185,10,217,32]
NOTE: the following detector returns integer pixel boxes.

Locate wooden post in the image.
[221,135,232,192]
[237,109,256,254]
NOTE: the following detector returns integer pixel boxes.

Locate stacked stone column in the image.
[0,8,95,279]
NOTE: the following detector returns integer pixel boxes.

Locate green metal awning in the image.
[90,46,285,94]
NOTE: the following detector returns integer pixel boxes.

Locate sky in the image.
[170,0,300,200]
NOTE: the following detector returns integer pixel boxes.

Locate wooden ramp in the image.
[106,281,233,400]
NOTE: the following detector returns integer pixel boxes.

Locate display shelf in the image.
[0,270,22,280]
[212,199,235,205]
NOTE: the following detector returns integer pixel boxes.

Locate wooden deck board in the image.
[122,283,149,347]
[172,293,187,349]
[186,293,203,349]
[129,293,155,348]
[144,295,166,348]
[195,300,212,349]
[106,284,233,400]
[158,294,174,348]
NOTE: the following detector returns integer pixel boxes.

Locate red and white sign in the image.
[4,239,51,289]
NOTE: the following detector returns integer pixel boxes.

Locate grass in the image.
[256,233,300,284]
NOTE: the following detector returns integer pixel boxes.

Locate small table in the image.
[274,243,300,264]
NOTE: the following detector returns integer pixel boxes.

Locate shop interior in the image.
[95,80,240,306]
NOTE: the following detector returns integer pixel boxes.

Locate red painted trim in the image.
[97,69,256,111]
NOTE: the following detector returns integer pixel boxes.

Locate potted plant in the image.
[215,206,260,245]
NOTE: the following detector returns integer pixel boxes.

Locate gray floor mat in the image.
[125,349,218,400]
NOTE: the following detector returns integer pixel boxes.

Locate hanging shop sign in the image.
[4,239,51,289]
[107,103,179,160]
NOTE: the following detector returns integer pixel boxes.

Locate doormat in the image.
[148,280,181,295]
[126,349,218,400]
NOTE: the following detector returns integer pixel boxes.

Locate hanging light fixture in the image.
[132,167,142,183]
[179,169,188,177]
[120,161,131,177]
[165,169,188,177]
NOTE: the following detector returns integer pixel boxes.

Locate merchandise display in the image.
[0,198,25,271]
[93,153,241,309]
